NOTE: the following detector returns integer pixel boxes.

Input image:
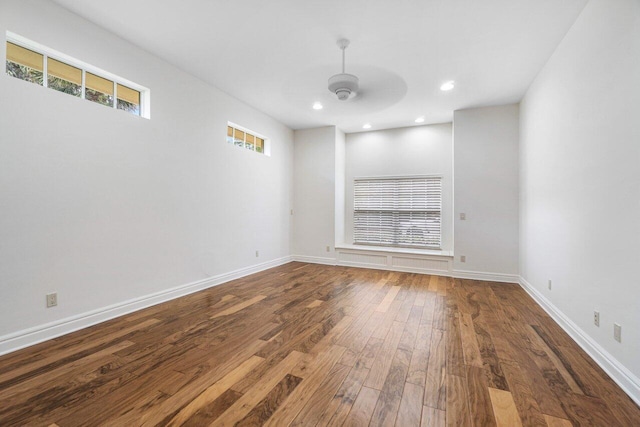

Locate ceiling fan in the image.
[328,39,359,101]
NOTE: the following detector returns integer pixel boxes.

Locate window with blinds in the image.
[5,33,148,118]
[354,176,442,249]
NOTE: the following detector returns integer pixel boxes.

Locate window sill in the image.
[335,244,453,257]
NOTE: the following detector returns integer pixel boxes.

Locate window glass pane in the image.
[245,133,255,150]
[233,129,245,147]
[85,72,114,107]
[116,84,140,115]
[47,58,81,97]
[227,126,235,144]
[6,42,43,85]
[256,138,264,153]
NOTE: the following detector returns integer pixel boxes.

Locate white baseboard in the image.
[452,269,519,283]
[291,255,337,265]
[335,261,449,276]
[519,276,640,406]
[0,255,293,357]
[295,252,521,282]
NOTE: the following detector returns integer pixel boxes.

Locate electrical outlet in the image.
[594,311,600,327]
[255,250,259,257]
[326,245,330,252]
[46,293,57,308]
[614,323,622,342]
[460,255,466,263]
[548,280,552,290]
[460,213,466,220]
[290,209,294,215]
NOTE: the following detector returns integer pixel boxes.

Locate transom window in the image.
[353,176,442,249]
[5,33,148,118]
[227,123,268,155]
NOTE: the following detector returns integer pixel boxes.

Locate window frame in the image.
[353,175,443,250]
[6,31,150,119]
[227,121,270,156]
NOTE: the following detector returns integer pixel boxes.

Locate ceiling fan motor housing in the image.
[328,73,359,100]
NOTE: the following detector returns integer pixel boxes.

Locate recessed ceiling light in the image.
[363,123,372,129]
[440,81,455,91]
[312,102,323,110]
[415,117,425,123]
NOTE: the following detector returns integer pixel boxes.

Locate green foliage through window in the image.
[6,61,43,85]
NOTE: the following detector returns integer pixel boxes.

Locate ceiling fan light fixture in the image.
[328,73,359,101]
[328,39,359,101]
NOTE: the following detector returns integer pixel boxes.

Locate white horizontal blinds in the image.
[354,177,442,248]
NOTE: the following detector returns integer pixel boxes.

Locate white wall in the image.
[0,0,293,344]
[345,124,453,251]
[292,126,336,261]
[453,105,519,278]
[334,128,346,246]
[520,0,640,391]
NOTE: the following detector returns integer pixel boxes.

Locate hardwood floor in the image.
[0,262,638,426]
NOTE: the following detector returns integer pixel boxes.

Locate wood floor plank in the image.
[370,348,411,427]
[0,318,158,387]
[1,264,638,426]
[343,386,381,427]
[396,381,424,427]
[458,313,483,367]
[211,295,267,319]
[307,299,323,308]
[500,359,547,427]
[421,405,445,427]
[290,362,351,426]
[365,321,406,390]
[472,320,509,391]
[506,337,568,419]
[406,347,429,386]
[424,329,446,410]
[209,350,304,426]
[465,366,496,427]
[543,414,573,427]
[488,387,523,427]
[316,366,370,427]
[110,339,269,427]
[164,355,264,426]
[446,374,471,426]
[355,337,384,371]
[525,324,585,395]
[0,340,134,402]
[446,309,465,377]
[180,389,243,427]
[262,345,346,426]
[234,373,303,426]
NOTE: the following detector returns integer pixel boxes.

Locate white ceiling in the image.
[52,0,587,133]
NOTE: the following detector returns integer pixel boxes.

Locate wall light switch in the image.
[460,213,466,220]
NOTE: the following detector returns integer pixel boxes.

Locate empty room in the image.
[1,0,639,425]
